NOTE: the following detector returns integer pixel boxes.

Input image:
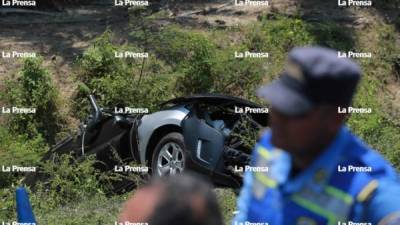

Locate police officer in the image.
[233,46,400,225]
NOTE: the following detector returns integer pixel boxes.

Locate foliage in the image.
[34,194,127,225]
[228,114,260,152]
[212,50,265,99]
[0,57,65,208]
[249,16,314,53]
[1,57,65,144]
[34,154,110,207]
[0,152,138,222]
[347,24,400,169]
[246,15,355,56]
[134,25,214,67]
[0,126,47,188]
[175,34,216,94]
[138,25,266,97]
[74,31,175,119]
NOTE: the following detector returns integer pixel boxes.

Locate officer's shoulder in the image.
[258,129,272,147]
[344,132,396,177]
[365,177,400,225]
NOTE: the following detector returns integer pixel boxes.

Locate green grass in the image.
[347,23,400,169]
[34,194,128,225]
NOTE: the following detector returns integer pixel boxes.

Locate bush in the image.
[0,186,16,220]
[0,153,133,222]
[74,32,175,118]
[1,57,65,144]
[252,16,315,53]
[212,50,265,99]
[144,26,265,97]
[138,26,215,67]
[174,31,217,94]
[78,32,128,83]
[246,15,355,55]
[133,25,219,95]
[33,154,111,207]
[0,126,47,188]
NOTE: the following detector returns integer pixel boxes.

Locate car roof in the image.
[160,93,262,108]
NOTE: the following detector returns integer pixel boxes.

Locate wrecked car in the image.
[24,94,268,190]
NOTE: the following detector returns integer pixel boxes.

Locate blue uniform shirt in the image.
[233,126,400,225]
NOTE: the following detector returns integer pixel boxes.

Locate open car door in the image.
[181,112,225,172]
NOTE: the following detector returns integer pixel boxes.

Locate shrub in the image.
[174,32,217,94]
[0,126,47,188]
[253,16,315,53]
[1,57,65,144]
[146,26,265,97]
[139,26,215,67]
[78,32,127,83]
[33,154,111,207]
[246,15,355,54]
[212,49,265,99]
[0,186,16,220]
[0,152,134,222]
[74,32,175,118]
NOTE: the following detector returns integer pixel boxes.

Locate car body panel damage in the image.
[24,94,269,191]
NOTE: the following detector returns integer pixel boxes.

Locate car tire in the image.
[151,132,187,177]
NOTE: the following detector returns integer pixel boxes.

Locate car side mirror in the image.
[114,115,132,129]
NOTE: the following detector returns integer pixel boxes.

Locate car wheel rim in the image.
[157,142,185,176]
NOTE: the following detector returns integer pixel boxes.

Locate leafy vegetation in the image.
[0,153,132,223]
[1,57,65,144]
[73,31,175,119]
[347,24,400,169]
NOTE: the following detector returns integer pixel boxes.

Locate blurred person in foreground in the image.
[119,173,223,225]
[233,46,400,225]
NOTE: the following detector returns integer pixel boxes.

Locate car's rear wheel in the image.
[151,132,186,176]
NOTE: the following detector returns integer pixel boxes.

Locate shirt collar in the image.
[280,126,351,193]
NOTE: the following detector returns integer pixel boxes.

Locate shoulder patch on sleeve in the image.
[357,179,378,202]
